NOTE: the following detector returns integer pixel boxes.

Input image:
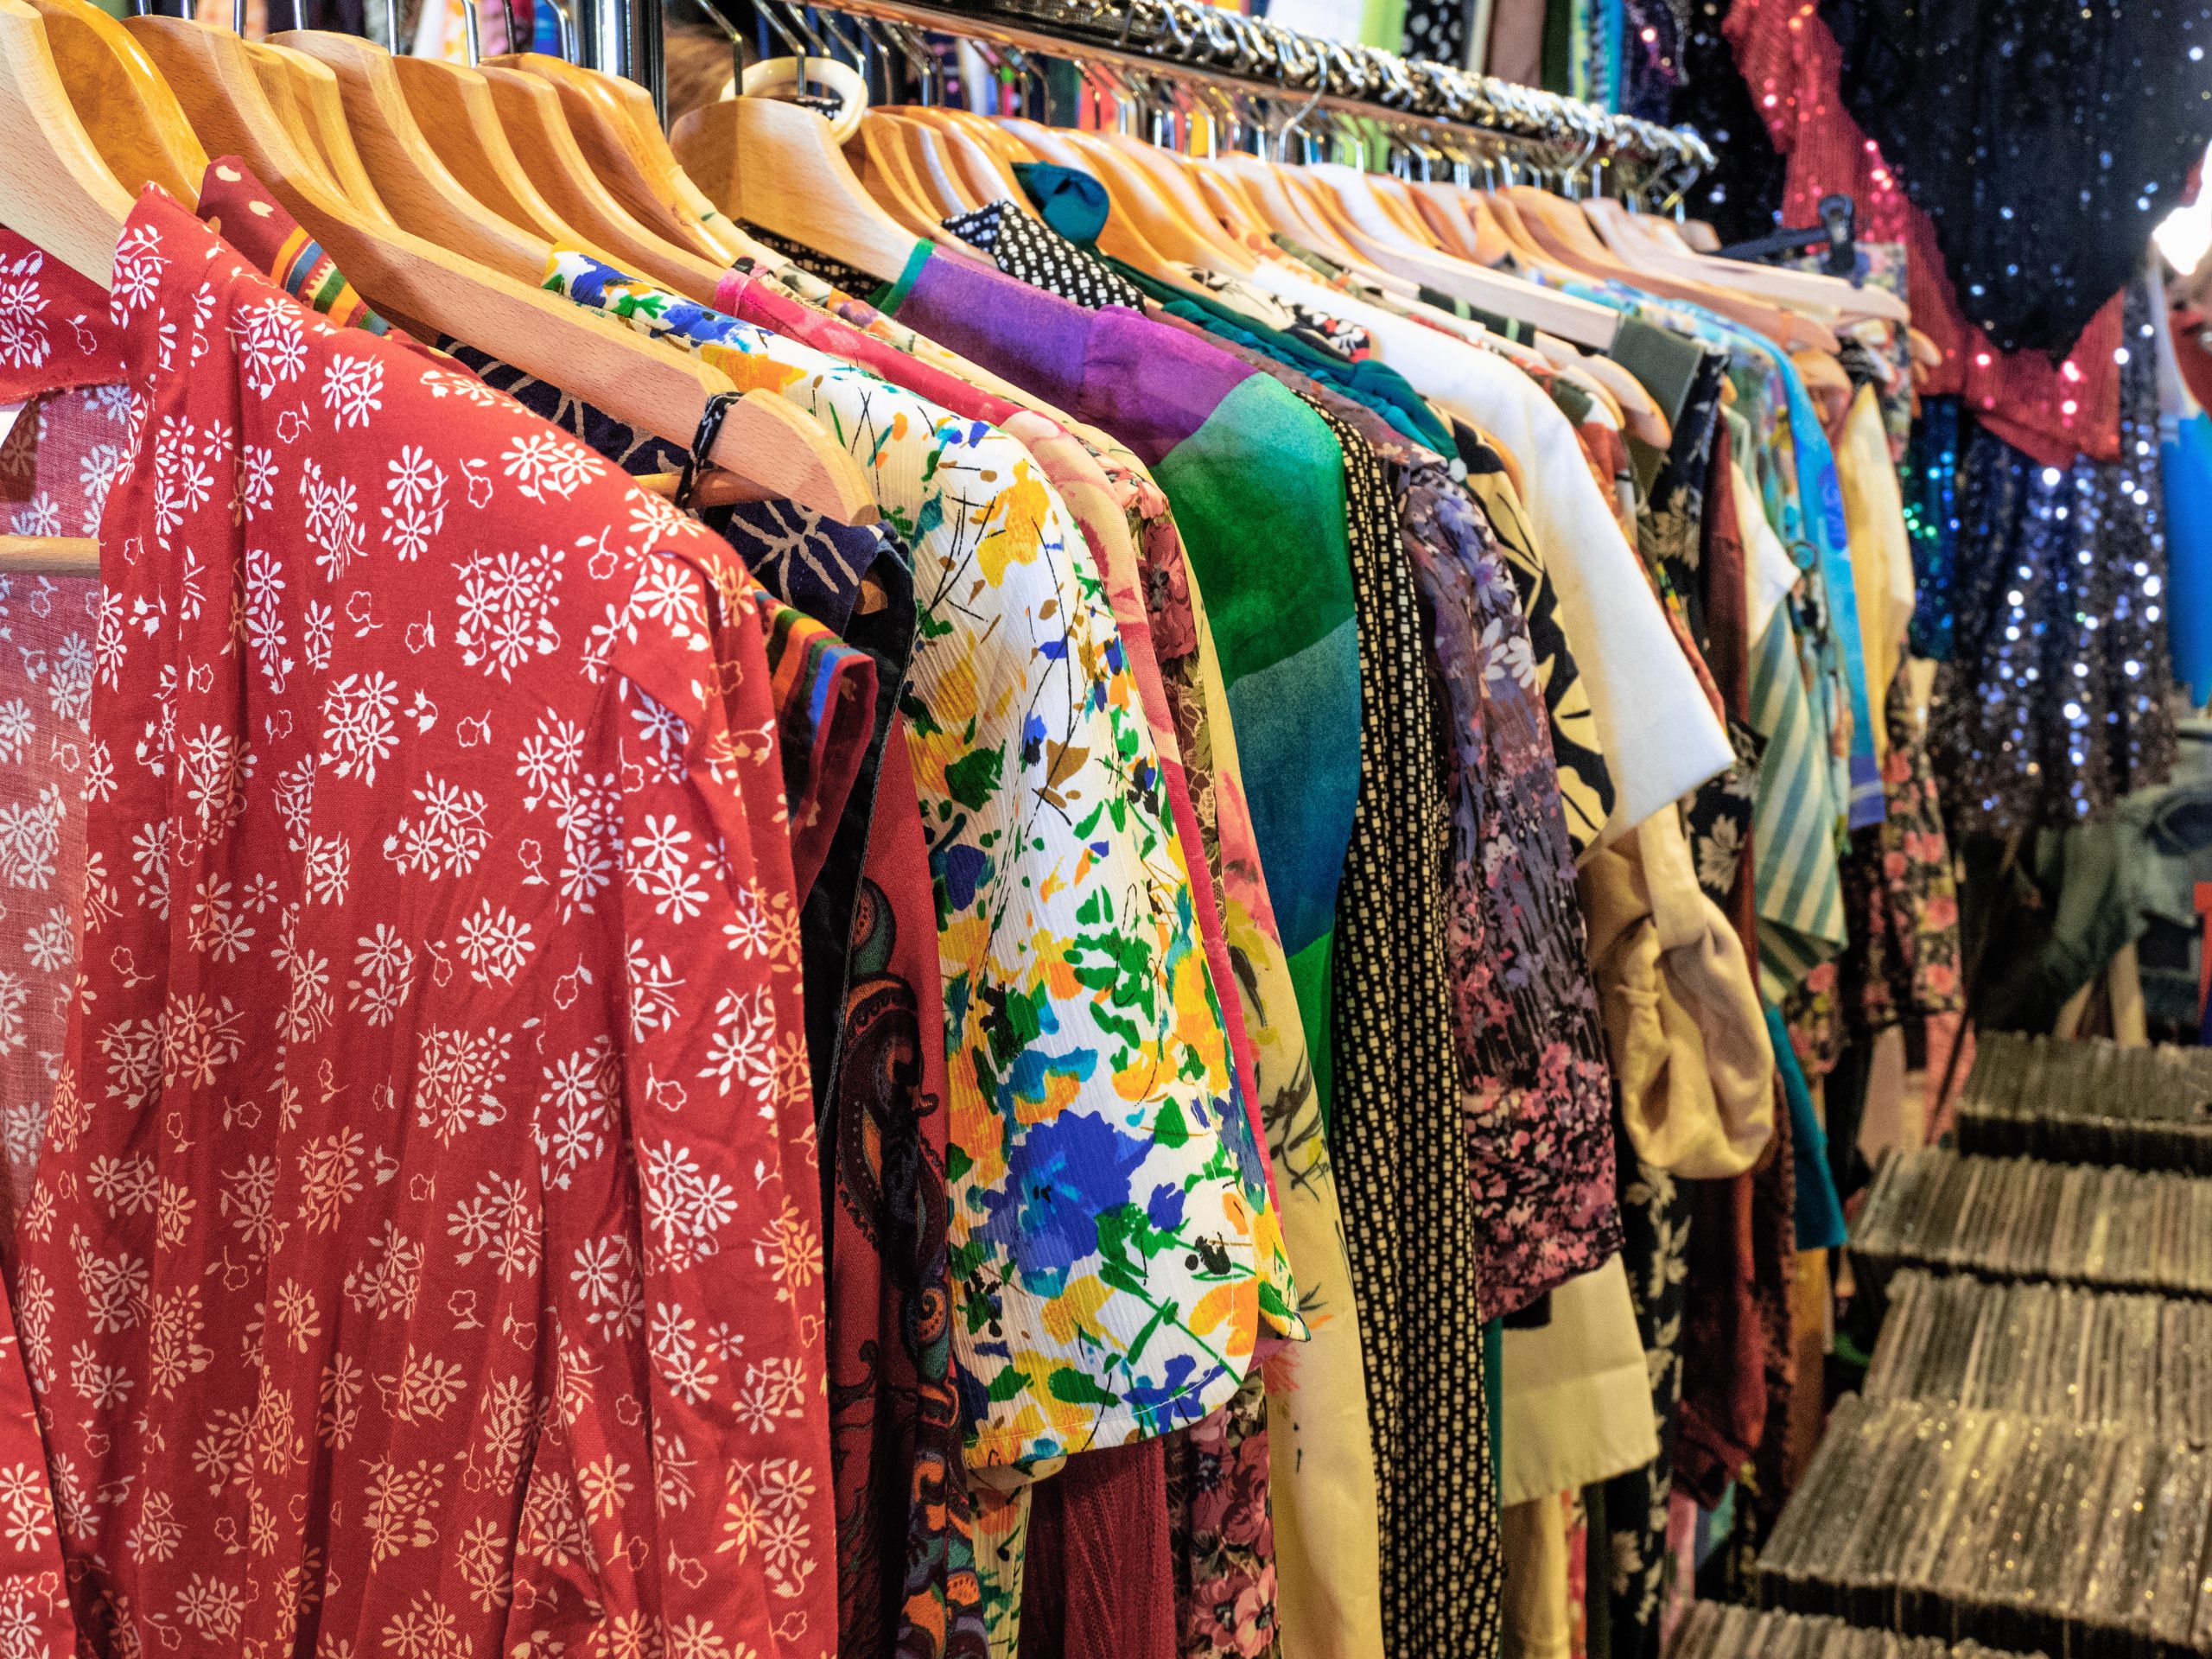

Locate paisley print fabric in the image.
[1166,1373,1276,1659]
[539,248,1300,1467]
[740,516,988,1659]
[1599,1131,1693,1659]
[0,194,836,1656]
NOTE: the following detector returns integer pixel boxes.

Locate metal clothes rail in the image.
[571,0,1712,198]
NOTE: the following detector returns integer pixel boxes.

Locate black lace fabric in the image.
[1819,0,2212,357]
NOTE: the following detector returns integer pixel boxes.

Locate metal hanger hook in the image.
[1274,38,1325,162]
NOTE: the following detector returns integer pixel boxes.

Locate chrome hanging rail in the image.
[607,0,1713,196]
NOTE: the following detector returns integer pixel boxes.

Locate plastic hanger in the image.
[670,94,926,286]
[124,15,875,523]
[17,0,205,207]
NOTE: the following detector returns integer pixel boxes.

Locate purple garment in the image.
[897,255,1244,467]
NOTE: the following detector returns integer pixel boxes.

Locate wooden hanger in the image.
[875,111,983,217]
[671,96,926,286]
[493,52,741,264]
[268,31,550,284]
[123,16,874,523]
[1400,181,1486,261]
[18,0,204,206]
[0,0,137,574]
[1363,171,1447,245]
[1535,335,1671,447]
[0,0,137,288]
[1583,197,1910,325]
[240,44,344,198]
[250,42,398,224]
[1426,181,1521,268]
[390,55,578,245]
[741,55,865,144]
[1676,219,1722,253]
[853,116,950,237]
[897,106,1026,213]
[989,116,1175,276]
[1186,162,1277,256]
[0,534,99,575]
[1210,155,1371,271]
[1503,184,1839,353]
[953,106,1037,171]
[472,62,735,298]
[1480,187,1591,283]
[1303,161,1623,348]
[1088,130,1253,273]
[571,54,758,262]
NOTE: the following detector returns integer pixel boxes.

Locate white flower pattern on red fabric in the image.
[0,200,834,1657]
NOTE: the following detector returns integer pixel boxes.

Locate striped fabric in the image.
[264,222,391,336]
[759,598,876,899]
[1748,604,1847,1001]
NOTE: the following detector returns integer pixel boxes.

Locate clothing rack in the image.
[588,0,1710,196]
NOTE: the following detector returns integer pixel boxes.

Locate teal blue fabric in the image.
[1770,1003,1847,1249]
[1109,259,1455,454]
[1013,161,1113,245]
[2164,409,2212,703]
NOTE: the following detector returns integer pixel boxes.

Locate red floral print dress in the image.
[0,193,836,1657]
